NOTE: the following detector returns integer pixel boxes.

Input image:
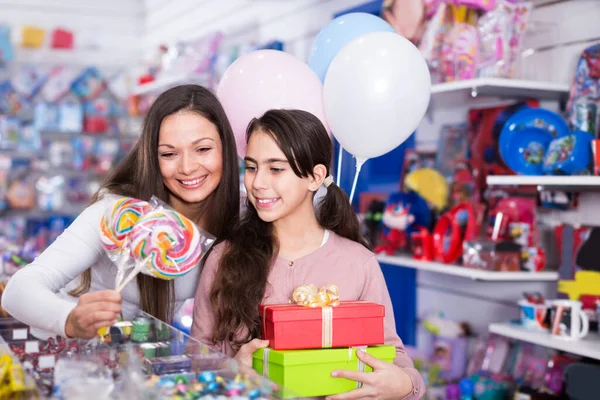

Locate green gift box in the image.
[252,345,395,398]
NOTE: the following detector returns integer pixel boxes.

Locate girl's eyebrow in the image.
[244,157,289,164]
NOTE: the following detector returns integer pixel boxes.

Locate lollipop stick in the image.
[116,256,151,293]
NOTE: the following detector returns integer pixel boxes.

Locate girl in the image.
[2,85,240,340]
[191,110,424,400]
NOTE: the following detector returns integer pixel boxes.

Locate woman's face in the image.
[158,111,223,205]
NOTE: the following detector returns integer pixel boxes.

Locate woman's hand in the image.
[327,349,416,400]
[65,290,122,339]
[234,338,269,369]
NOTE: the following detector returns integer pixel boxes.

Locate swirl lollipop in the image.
[100,197,152,255]
[128,209,202,280]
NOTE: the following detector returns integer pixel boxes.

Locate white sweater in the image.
[1,196,201,339]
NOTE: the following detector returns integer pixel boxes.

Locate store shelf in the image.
[487,175,600,191]
[430,78,569,107]
[132,73,210,96]
[377,255,558,281]
[40,131,139,141]
[489,322,600,360]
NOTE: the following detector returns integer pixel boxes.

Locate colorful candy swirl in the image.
[100,198,152,255]
[129,209,202,279]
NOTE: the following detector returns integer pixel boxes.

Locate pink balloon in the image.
[217,50,329,157]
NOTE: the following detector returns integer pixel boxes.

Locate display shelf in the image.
[487,175,600,191]
[489,322,600,360]
[40,131,139,141]
[430,78,569,107]
[377,255,558,281]
[132,73,211,96]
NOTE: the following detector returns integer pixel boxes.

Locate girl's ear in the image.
[309,164,327,192]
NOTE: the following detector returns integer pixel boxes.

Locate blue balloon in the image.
[308,12,395,82]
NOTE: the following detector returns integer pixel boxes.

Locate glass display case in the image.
[0,313,298,399]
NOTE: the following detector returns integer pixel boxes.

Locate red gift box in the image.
[260,301,385,350]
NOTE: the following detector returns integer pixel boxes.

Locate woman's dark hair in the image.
[210,109,367,349]
[70,85,240,323]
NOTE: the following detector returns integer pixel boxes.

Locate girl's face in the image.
[158,111,223,205]
[244,131,316,224]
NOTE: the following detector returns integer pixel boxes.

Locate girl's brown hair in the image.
[210,109,367,349]
[70,85,240,323]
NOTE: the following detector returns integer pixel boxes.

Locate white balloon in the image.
[323,31,431,159]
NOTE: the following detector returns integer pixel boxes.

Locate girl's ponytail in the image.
[316,176,369,249]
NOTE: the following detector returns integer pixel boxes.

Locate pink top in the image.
[191,231,424,399]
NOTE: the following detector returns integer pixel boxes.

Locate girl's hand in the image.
[327,349,416,400]
[234,338,269,368]
[65,290,122,339]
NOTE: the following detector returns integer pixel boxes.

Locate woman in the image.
[2,85,240,340]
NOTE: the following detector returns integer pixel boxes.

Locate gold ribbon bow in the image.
[292,284,340,308]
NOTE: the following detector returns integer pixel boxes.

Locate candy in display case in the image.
[0,313,299,399]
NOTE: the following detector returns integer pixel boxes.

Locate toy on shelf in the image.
[404,168,449,211]
[374,192,431,255]
[422,313,471,381]
[432,201,476,263]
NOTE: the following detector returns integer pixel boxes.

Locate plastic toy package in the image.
[477,3,511,78]
[439,6,479,82]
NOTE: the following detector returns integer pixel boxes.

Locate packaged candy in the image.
[0,116,20,148]
[58,99,83,133]
[99,195,216,292]
[0,24,14,65]
[47,139,73,168]
[83,97,112,133]
[0,81,25,115]
[34,103,60,132]
[18,123,41,152]
[35,175,67,212]
[41,66,81,102]
[12,64,48,99]
[71,67,105,100]
[94,138,120,174]
[53,357,114,400]
[7,177,36,210]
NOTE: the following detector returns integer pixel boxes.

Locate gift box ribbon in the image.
[261,284,342,348]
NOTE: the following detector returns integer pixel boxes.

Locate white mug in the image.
[550,300,589,340]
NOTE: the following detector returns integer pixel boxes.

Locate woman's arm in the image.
[2,198,109,337]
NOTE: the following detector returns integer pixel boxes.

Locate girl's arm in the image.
[360,255,425,399]
[2,198,108,337]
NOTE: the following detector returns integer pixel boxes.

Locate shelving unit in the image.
[377,255,558,282]
[489,322,600,360]
[487,175,600,191]
[132,73,211,96]
[430,78,570,107]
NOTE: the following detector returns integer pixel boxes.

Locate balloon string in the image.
[349,157,367,204]
[336,146,343,185]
